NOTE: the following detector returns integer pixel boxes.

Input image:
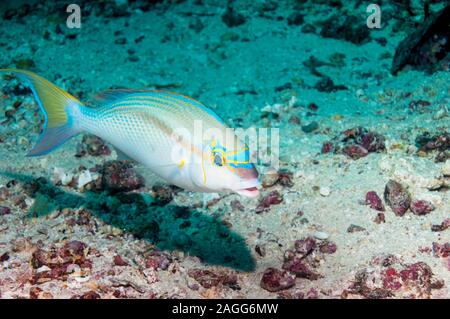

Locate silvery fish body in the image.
[0,69,260,197]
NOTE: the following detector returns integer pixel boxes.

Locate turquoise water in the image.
[0,0,448,299]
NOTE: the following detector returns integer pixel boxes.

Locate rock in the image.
[294,237,316,256]
[100,160,145,192]
[319,186,331,197]
[391,5,450,74]
[282,258,320,280]
[313,231,329,240]
[314,76,347,92]
[255,191,283,213]
[188,268,237,289]
[260,268,296,292]
[320,14,370,44]
[432,242,449,258]
[151,185,173,206]
[0,206,11,215]
[347,224,366,233]
[52,167,74,186]
[77,170,99,189]
[301,121,319,133]
[222,6,246,28]
[76,135,111,157]
[431,218,450,232]
[374,212,386,224]
[319,241,337,254]
[321,142,334,154]
[365,191,385,211]
[278,170,294,188]
[78,291,101,299]
[410,200,434,215]
[113,255,128,266]
[384,180,411,216]
[261,169,279,188]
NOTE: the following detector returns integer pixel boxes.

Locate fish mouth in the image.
[234,186,260,198]
[232,179,260,198]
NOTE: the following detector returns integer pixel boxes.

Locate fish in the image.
[0,69,260,197]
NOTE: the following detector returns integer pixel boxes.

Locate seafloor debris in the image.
[188,268,238,289]
[346,255,444,298]
[261,169,294,188]
[432,242,450,258]
[384,180,411,216]
[97,160,145,193]
[261,236,337,293]
[431,218,450,232]
[410,199,435,215]
[323,127,386,159]
[75,134,111,157]
[320,14,371,45]
[222,5,246,28]
[365,191,385,212]
[392,4,450,74]
[255,191,283,213]
[260,268,296,292]
[415,131,449,162]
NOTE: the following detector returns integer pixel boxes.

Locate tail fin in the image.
[0,68,83,156]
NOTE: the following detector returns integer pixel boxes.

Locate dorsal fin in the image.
[94,89,151,104]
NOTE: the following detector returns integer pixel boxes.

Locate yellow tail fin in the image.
[0,68,83,156]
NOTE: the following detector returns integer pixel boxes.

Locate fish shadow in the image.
[1,172,256,272]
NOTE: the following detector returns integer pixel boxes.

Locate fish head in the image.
[190,137,260,197]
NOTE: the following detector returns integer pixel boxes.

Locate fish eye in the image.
[213,152,225,166]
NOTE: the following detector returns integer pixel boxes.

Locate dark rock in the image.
[347,224,366,233]
[432,242,449,258]
[260,268,296,292]
[222,6,246,28]
[188,268,237,289]
[287,13,304,26]
[78,291,101,299]
[0,252,9,262]
[282,258,320,280]
[374,212,386,224]
[301,121,319,133]
[0,206,11,215]
[319,241,337,254]
[415,131,449,153]
[113,255,128,266]
[343,144,369,159]
[365,191,385,211]
[431,218,450,232]
[100,161,145,193]
[277,170,294,188]
[255,244,266,257]
[410,200,434,215]
[294,237,316,256]
[314,76,347,92]
[384,180,411,216]
[151,185,173,206]
[76,135,111,157]
[320,14,371,45]
[321,142,334,154]
[391,5,450,74]
[255,191,283,213]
